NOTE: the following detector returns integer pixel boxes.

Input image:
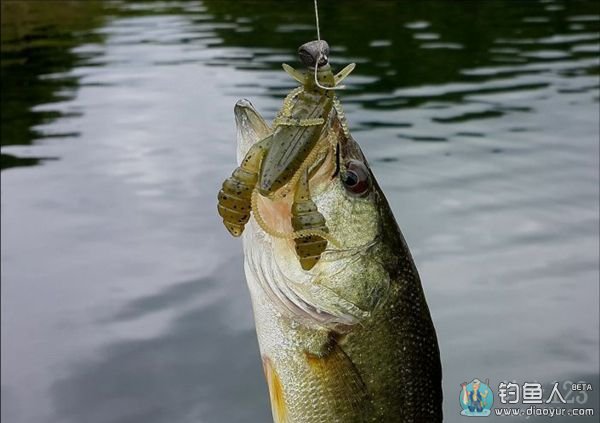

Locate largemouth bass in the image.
[232,71,443,420]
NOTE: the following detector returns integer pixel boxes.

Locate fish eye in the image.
[342,160,370,196]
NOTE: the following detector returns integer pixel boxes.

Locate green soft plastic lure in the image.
[217,39,355,269]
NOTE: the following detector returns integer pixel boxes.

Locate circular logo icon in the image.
[459,378,494,417]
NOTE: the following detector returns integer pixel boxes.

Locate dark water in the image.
[1,1,598,422]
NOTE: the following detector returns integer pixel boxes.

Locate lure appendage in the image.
[290,169,328,270]
[218,137,270,237]
[291,200,329,270]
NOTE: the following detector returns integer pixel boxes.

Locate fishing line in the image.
[312,0,345,91]
[314,0,321,41]
[249,0,343,247]
[314,55,346,90]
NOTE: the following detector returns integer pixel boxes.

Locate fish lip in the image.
[234,98,253,111]
[234,98,271,165]
[234,99,257,128]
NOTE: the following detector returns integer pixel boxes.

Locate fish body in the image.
[234,100,443,423]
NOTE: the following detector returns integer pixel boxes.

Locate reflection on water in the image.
[0,1,105,169]
[1,1,598,422]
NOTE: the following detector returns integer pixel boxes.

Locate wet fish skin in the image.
[235,100,443,423]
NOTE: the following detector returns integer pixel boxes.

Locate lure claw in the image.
[282,63,305,84]
[334,63,356,87]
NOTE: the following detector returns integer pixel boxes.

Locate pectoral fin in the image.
[262,336,374,422]
[304,338,374,421]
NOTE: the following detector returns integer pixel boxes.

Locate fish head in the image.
[235,100,395,331]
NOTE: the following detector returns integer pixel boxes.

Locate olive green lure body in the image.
[217,39,355,269]
[258,70,335,196]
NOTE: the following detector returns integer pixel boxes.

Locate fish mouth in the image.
[237,100,384,328]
